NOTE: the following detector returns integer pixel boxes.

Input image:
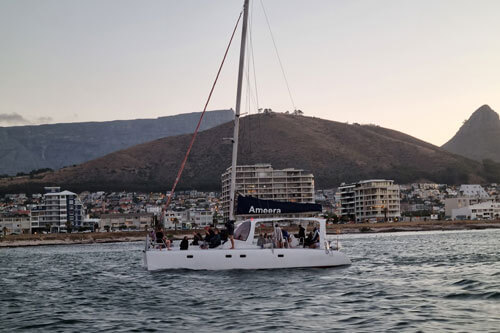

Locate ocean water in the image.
[1,229,499,332]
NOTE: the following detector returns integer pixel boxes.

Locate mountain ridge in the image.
[0,110,234,175]
[1,112,498,194]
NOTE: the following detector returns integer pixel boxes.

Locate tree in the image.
[104,225,110,232]
[383,207,388,222]
[65,221,73,233]
[212,212,220,226]
[2,226,7,236]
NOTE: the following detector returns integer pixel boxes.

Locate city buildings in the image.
[0,213,31,235]
[221,164,315,219]
[99,213,153,231]
[452,201,500,220]
[338,180,401,222]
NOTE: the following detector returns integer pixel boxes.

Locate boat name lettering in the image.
[248,206,281,214]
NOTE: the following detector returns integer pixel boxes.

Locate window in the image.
[234,221,251,241]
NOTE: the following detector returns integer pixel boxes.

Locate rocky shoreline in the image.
[1,220,499,248]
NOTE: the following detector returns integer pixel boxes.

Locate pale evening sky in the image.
[1,0,499,146]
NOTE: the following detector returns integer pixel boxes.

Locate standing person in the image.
[272,223,283,248]
[298,225,306,245]
[225,220,235,249]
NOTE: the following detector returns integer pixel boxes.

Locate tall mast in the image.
[229,0,250,221]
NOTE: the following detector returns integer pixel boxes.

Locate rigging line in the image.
[162,10,243,214]
[249,0,260,110]
[259,0,297,111]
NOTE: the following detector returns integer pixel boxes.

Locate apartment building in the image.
[0,213,31,235]
[221,164,315,219]
[338,180,401,222]
[100,213,153,231]
[31,187,85,233]
[452,201,500,220]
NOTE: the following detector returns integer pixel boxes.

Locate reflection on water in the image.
[1,229,499,332]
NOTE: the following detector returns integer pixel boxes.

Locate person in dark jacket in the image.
[298,225,306,245]
[180,236,189,250]
[191,232,201,246]
[209,229,221,248]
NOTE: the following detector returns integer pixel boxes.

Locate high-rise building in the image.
[338,180,400,222]
[221,164,315,219]
[31,187,85,233]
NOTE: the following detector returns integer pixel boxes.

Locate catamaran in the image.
[143,0,351,270]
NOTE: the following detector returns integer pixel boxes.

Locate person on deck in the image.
[180,236,189,250]
[226,220,235,249]
[297,225,306,245]
[257,233,266,248]
[273,224,283,248]
[155,227,171,250]
[209,228,221,248]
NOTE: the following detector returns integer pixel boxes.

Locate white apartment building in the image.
[452,201,500,220]
[221,164,315,219]
[338,180,401,222]
[0,214,31,235]
[31,187,85,233]
[100,213,153,231]
[188,208,213,228]
[164,210,188,229]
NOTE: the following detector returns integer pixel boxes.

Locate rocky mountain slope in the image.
[442,105,500,162]
[0,110,233,175]
[2,112,499,194]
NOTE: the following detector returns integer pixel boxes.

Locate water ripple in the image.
[1,229,499,332]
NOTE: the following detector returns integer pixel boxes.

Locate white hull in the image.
[143,247,351,271]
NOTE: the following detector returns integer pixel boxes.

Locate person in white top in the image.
[272,224,283,248]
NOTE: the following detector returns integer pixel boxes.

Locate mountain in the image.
[1,112,499,194]
[0,110,234,175]
[442,105,500,162]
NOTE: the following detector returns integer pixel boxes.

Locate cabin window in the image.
[234,221,251,241]
[278,254,284,258]
[225,254,232,258]
[240,254,246,258]
[187,255,193,259]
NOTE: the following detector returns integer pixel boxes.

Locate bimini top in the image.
[233,217,328,250]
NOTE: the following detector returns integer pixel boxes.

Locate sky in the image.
[1,0,499,146]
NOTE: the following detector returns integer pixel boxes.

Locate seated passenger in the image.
[304,231,313,248]
[288,234,299,248]
[180,236,189,250]
[200,226,214,249]
[309,227,320,249]
[257,233,266,248]
[191,232,201,246]
[209,229,221,248]
[155,227,171,250]
[282,229,290,248]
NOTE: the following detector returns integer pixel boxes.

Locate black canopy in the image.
[236,195,322,215]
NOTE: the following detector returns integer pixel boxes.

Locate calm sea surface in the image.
[1,229,499,332]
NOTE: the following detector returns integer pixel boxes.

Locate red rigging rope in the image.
[161,10,243,221]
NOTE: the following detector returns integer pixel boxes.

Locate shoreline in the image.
[1,220,499,248]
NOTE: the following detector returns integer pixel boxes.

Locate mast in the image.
[229,0,250,221]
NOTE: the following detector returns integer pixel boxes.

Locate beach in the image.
[1,219,499,248]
